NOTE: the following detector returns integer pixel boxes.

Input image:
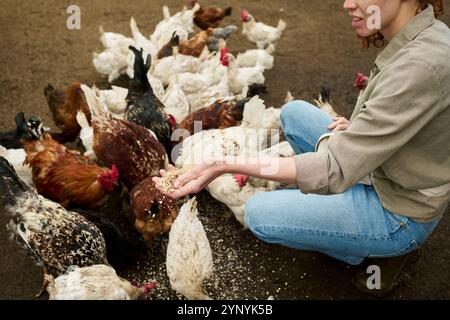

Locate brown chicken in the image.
[24,133,119,209]
[177,99,247,137]
[81,84,168,189]
[156,32,179,60]
[189,0,232,30]
[130,177,179,242]
[44,83,91,142]
[179,29,214,58]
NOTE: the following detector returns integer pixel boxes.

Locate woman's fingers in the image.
[152,176,161,184]
[169,180,199,199]
[332,124,349,132]
[328,117,349,130]
[173,170,197,188]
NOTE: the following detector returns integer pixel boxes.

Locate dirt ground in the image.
[0,0,449,300]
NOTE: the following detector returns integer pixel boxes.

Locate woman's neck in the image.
[381,2,422,41]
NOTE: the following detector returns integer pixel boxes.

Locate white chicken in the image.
[77,85,112,159]
[162,82,190,123]
[0,146,33,187]
[170,72,216,96]
[99,26,132,51]
[150,53,203,86]
[148,73,166,101]
[225,53,266,95]
[240,9,286,49]
[236,44,275,70]
[166,197,213,300]
[45,265,156,300]
[206,141,295,227]
[182,47,231,112]
[151,4,200,49]
[126,17,159,79]
[93,51,128,84]
[186,75,232,113]
[94,85,128,117]
[76,111,95,159]
[197,44,228,83]
[93,27,134,83]
[175,96,270,167]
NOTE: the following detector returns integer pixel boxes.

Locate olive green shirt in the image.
[294,6,450,223]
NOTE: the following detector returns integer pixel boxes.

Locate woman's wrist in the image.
[212,157,236,175]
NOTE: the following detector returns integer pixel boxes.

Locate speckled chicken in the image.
[0,146,33,187]
[130,177,179,242]
[0,113,45,149]
[0,157,108,296]
[126,46,174,155]
[44,83,91,142]
[166,197,213,300]
[81,84,168,189]
[46,265,156,300]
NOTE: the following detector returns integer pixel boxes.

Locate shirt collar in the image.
[375,5,435,71]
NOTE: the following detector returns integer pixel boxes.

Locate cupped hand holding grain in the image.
[153,162,224,199]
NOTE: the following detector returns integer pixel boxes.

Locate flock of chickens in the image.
[0,1,369,300]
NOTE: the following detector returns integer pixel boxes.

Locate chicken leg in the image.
[34,266,50,298]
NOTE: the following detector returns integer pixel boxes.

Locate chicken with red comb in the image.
[354,72,369,91]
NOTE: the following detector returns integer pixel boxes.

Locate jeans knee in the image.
[280,100,315,134]
[244,193,268,233]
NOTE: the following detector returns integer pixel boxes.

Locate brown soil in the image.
[0,0,449,299]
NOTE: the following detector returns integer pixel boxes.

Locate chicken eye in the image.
[150,202,160,215]
[19,223,26,233]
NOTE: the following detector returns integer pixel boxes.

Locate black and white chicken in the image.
[0,112,45,149]
[126,46,175,155]
[0,157,108,297]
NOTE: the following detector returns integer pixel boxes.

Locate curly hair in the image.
[360,0,445,48]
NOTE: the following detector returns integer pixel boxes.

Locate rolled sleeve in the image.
[294,58,442,195]
[294,135,331,194]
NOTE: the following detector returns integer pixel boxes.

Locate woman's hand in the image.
[152,162,224,199]
[328,116,349,132]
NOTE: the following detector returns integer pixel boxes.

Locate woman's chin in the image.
[356,29,379,38]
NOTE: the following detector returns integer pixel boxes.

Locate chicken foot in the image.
[34,266,50,298]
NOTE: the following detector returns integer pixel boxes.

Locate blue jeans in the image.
[245,100,440,265]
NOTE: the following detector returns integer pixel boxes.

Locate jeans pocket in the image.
[384,210,410,235]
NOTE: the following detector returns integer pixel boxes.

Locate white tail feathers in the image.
[242,96,266,129]
[284,91,294,104]
[163,6,170,20]
[277,19,286,32]
[192,3,201,14]
[265,43,275,55]
[80,84,110,120]
[76,111,90,129]
[130,17,143,40]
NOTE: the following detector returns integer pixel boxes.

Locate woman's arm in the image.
[153,157,298,199]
